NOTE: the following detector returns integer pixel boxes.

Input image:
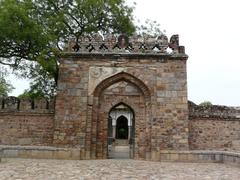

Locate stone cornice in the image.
[59,52,188,61]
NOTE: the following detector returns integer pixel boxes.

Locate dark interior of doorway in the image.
[116,116,128,139]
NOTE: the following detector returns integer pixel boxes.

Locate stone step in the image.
[108,145,130,159]
[114,139,129,146]
[114,146,129,152]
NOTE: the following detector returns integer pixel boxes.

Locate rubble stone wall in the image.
[0,97,54,146]
[1,98,239,154]
[189,102,240,152]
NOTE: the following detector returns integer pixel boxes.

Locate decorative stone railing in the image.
[0,96,54,113]
[67,33,186,54]
[188,101,240,120]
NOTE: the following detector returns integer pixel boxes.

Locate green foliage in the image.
[0,67,14,97]
[35,0,136,38]
[136,19,164,36]
[18,63,56,99]
[0,78,13,97]
[0,0,135,65]
[18,90,44,100]
[199,101,213,107]
[0,0,50,66]
[0,0,135,97]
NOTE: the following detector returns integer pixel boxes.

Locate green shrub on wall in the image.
[199,101,213,107]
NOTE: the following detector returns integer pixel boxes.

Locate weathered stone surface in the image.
[189,102,240,152]
[1,34,240,161]
[0,113,54,146]
[53,51,189,160]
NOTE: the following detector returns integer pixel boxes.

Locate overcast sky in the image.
[7,0,240,106]
[128,0,240,106]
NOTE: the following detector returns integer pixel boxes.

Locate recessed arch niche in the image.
[87,72,152,159]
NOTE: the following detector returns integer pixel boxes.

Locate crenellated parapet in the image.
[67,33,186,54]
[0,96,55,113]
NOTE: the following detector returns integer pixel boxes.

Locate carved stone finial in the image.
[169,34,179,53]
[68,37,77,52]
[72,43,80,52]
[169,35,186,54]
[117,34,129,49]
[157,35,168,46]
[156,34,168,52]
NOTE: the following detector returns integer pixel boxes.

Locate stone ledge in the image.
[0,145,83,160]
[0,146,239,166]
[60,52,188,60]
[152,150,240,166]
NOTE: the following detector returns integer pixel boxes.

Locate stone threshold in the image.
[0,146,240,166]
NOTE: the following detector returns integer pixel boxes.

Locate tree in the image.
[199,101,213,107]
[18,63,56,99]
[0,0,135,97]
[0,67,14,97]
[136,19,164,37]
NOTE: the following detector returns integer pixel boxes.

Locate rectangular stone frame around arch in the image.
[84,72,153,160]
[89,95,152,159]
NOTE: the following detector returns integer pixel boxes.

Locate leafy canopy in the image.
[0,0,135,98]
[0,0,135,65]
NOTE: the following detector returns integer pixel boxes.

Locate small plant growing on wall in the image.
[199,101,213,107]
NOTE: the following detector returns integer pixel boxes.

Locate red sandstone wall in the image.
[0,112,54,146]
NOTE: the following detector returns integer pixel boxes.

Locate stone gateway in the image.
[53,34,189,160]
[1,34,240,161]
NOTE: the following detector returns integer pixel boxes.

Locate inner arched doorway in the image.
[108,103,135,159]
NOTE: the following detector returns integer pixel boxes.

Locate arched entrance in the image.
[108,103,135,159]
[89,72,151,160]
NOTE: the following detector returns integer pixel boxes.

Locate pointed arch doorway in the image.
[90,72,151,160]
[108,103,135,159]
